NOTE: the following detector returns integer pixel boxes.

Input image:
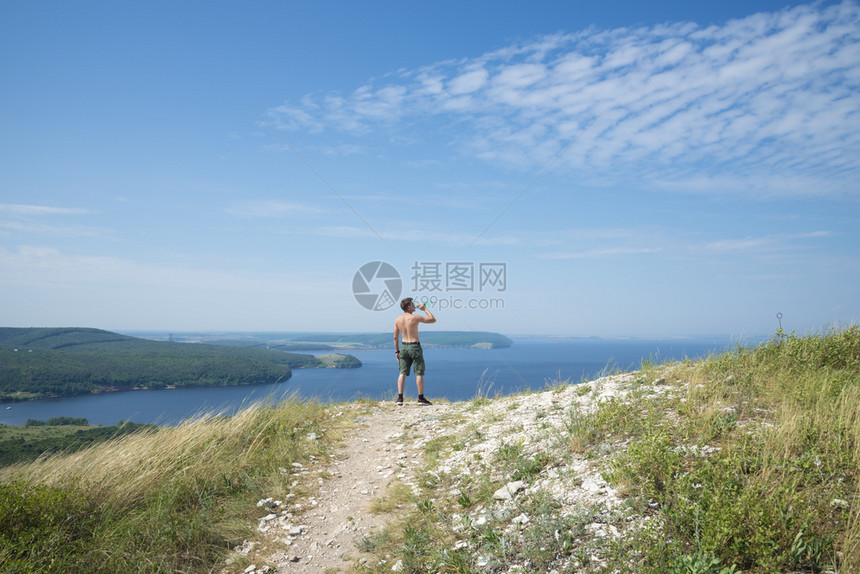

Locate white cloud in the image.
[704,231,833,252]
[0,245,330,296]
[0,220,108,237]
[448,68,488,95]
[268,2,860,197]
[0,204,91,216]
[0,203,108,237]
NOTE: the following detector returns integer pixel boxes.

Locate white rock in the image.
[391,559,404,572]
[234,540,256,555]
[244,566,256,573]
[493,481,526,500]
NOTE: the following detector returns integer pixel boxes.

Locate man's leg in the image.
[415,375,432,405]
[398,373,406,395]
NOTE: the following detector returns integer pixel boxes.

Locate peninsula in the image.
[0,328,361,402]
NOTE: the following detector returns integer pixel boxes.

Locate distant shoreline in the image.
[124,330,515,350]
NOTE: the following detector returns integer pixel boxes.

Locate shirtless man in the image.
[394,297,436,405]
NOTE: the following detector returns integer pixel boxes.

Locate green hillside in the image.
[0,328,360,401]
[0,327,139,350]
[0,419,156,466]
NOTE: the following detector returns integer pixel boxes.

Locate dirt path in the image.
[241,401,455,573]
[228,374,641,573]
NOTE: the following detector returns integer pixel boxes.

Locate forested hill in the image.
[0,328,360,402]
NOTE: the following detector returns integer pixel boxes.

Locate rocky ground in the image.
[228,373,649,573]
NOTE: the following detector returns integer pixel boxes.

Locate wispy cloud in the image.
[0,245,336,296]
[0,204,91,216]
[267,2,860,198]
[532,228,834,260]
[0,221,107,237]
[704,230,833,252]
[0,203,106,237]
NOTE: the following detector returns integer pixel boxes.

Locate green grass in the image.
[603,326,860,572]
[0,420,156,466]
[0,422,96,442]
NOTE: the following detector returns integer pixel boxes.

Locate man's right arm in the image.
[418,304,436,324]
[393,323,401,360]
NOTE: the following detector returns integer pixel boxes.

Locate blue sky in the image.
[1,0,858,337]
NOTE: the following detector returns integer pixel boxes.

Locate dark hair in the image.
[400,297,414,311]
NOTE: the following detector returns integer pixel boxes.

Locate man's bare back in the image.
[394,304,434,342]
[394,298,436,405]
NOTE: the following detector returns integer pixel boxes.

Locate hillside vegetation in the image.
[349,327,859,573]
[0,327,857,573]
[0,399,330,572]
[0,419,156,466]
[0,328,359,401]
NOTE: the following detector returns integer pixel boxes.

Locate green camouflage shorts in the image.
[398,344,425,376]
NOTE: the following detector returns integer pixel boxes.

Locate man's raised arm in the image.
[417,302,436,324]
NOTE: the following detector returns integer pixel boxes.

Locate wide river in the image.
[0,337,756,426]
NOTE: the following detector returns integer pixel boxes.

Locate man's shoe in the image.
[395,397,404,406]
[417,397,433,406]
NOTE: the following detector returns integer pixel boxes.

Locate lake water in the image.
[0,337,754,427]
